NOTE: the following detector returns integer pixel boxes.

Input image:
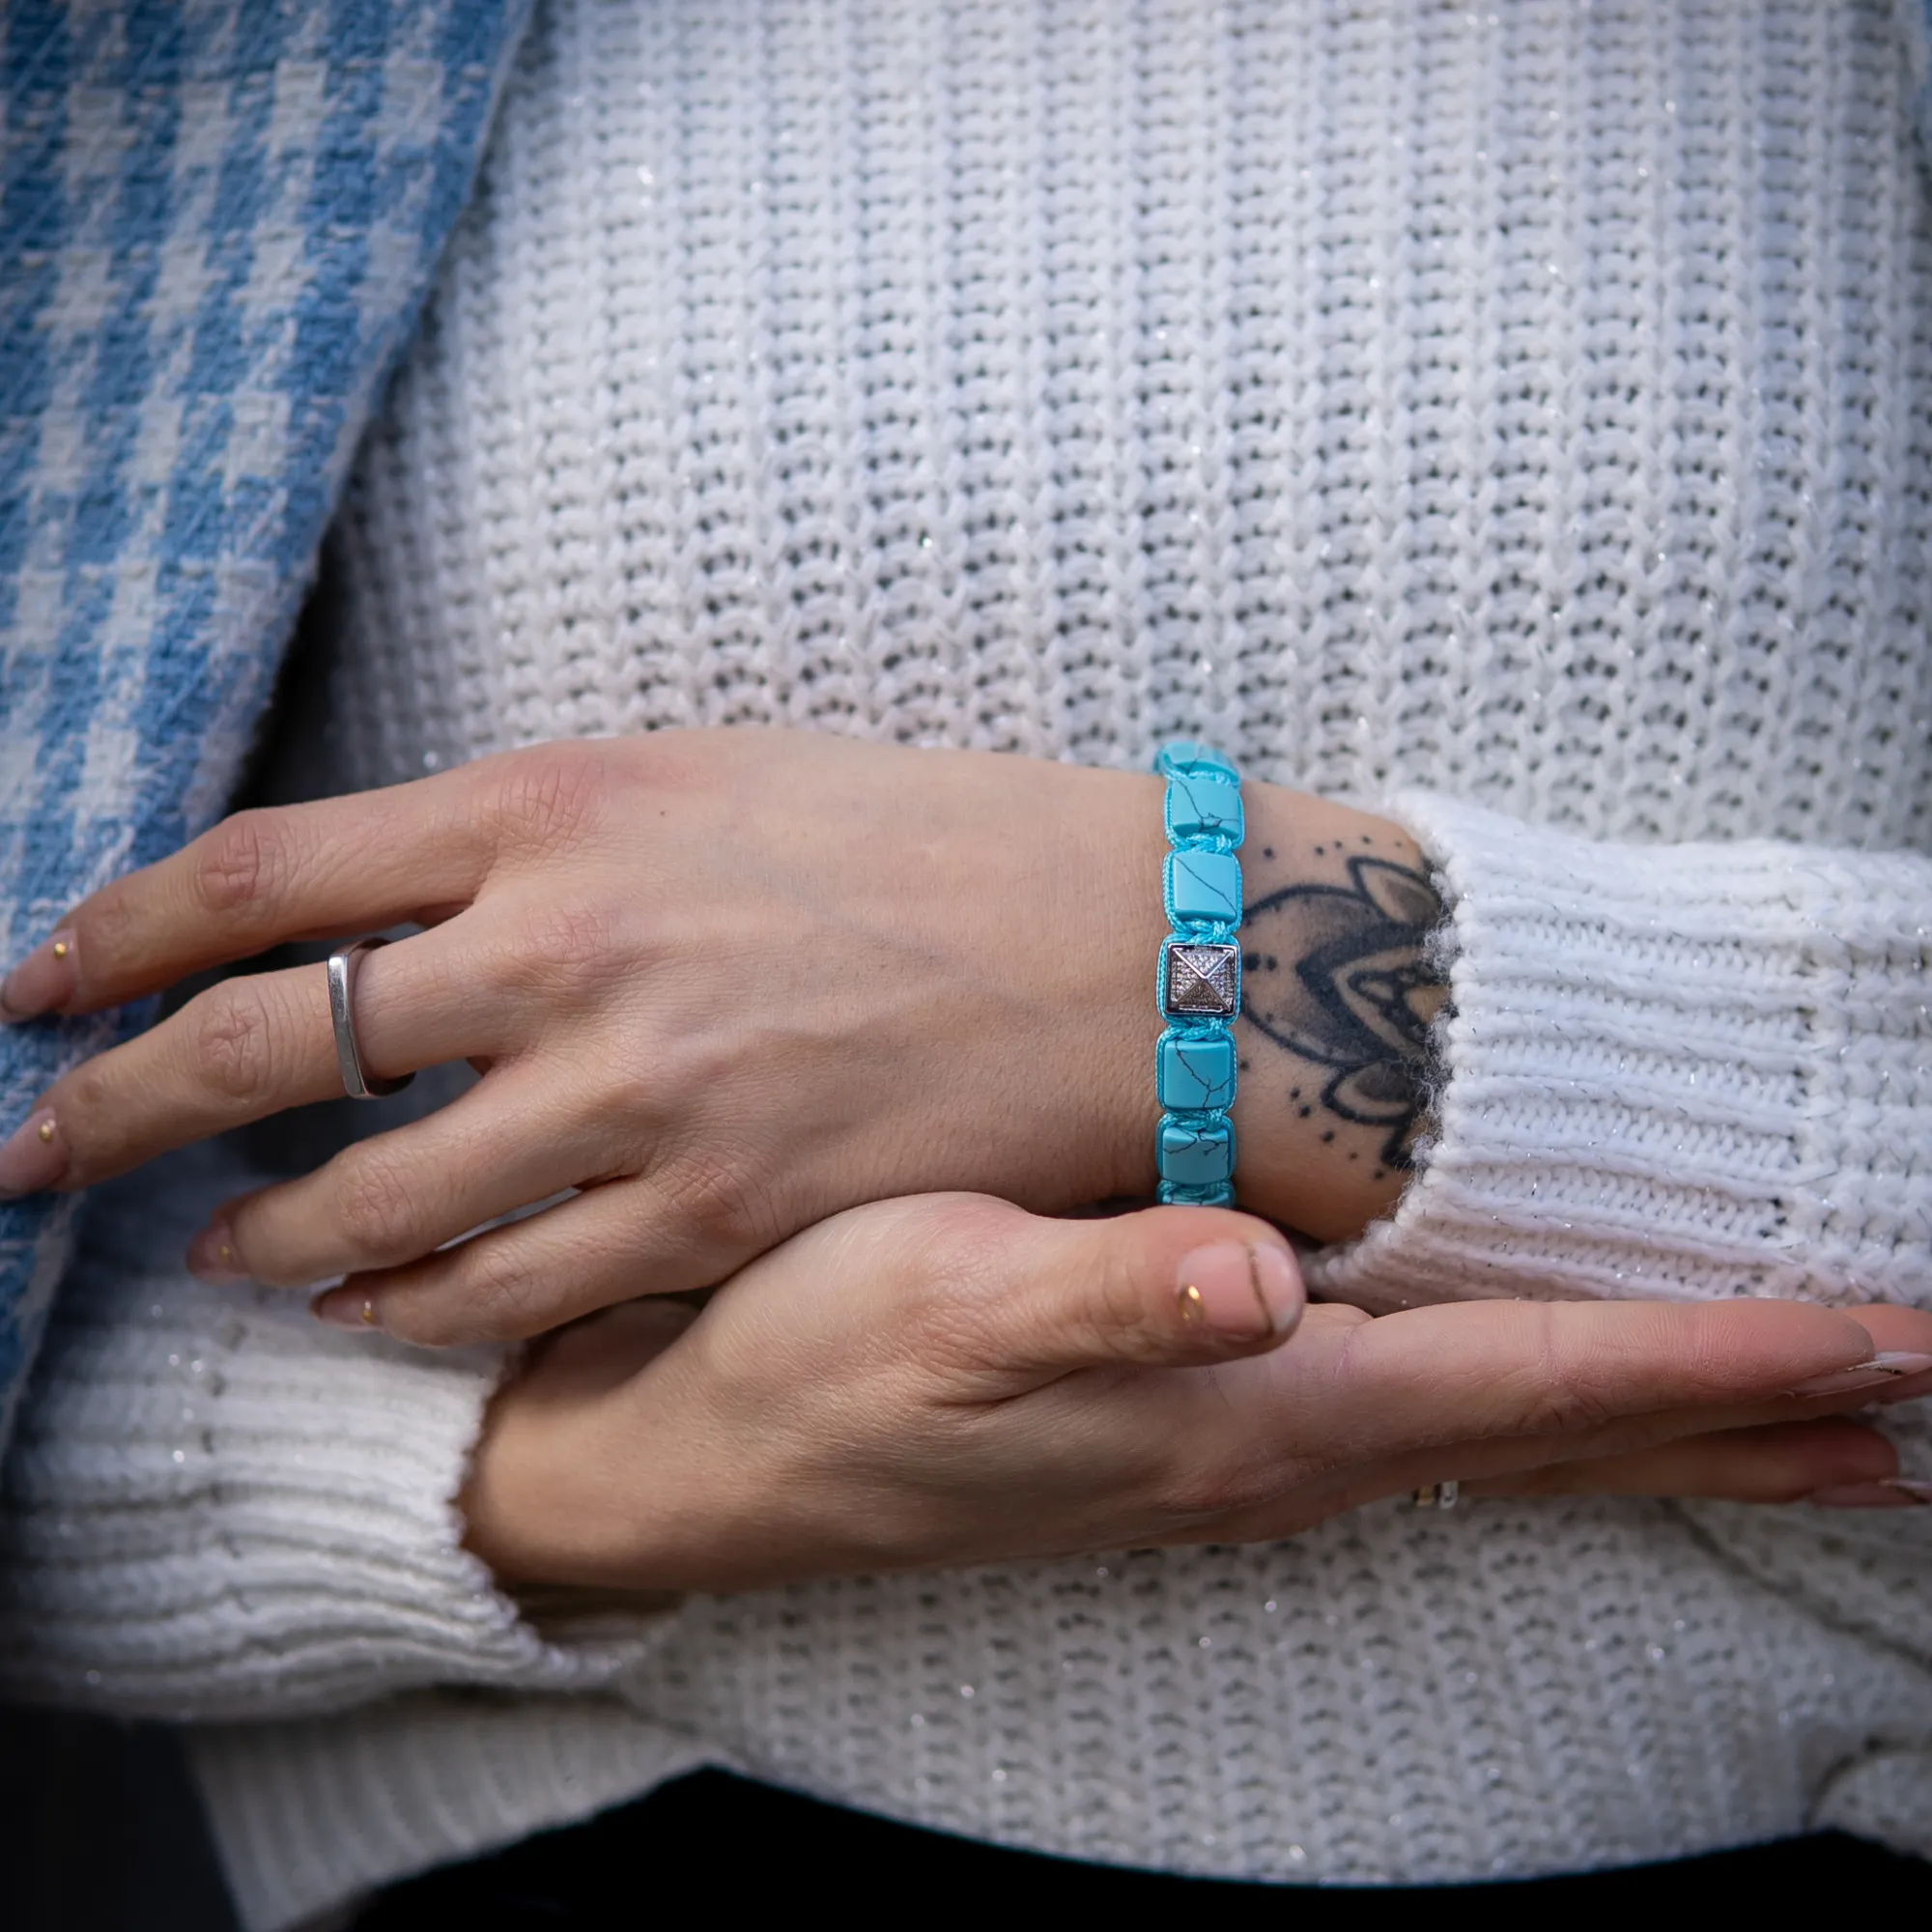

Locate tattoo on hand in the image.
[1240,852,1446,1170]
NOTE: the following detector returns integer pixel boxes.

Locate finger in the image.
[202,1063,627,1290]
[0,932,485,1197]
[908,1201,1309,1390]
[313,1190,1305,1357]
[1471,1418,1902,1505]
[1277,1295,1932,1464]
[0,775,498,1020]
[1176,1363,1932,1548]
[309,1177,752,1345]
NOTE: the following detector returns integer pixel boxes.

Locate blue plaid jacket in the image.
[0,1,526,1449]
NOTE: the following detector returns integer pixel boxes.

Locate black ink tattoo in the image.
[1240,856,1445,1168]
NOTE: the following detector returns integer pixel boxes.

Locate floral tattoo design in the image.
[1240,854,1445,1171]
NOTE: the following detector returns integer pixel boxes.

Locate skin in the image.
[2,727,1926,1587]
[0,731,1429,1340]
[461,1195,1932,1591]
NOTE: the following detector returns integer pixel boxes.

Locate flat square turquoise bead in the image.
[1165,772,1244,845]
[1165,847,1242,926]
[1157,1034,1236,1112]
[1157,1117,1236,1188]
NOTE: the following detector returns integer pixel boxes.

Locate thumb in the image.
[986,1205,1305,1386]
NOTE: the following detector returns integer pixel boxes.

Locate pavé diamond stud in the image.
[1161,940,1239,1018]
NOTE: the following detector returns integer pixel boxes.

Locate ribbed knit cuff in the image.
[1305,793,1932,1313]
[0,1153,665,1721]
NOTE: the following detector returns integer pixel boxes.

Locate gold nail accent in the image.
[36,1120,53,1144]
[217,1242,235,1267]
[1179,1282,1206,1324]
[358,1298,378,1327]
[50,940,68,960]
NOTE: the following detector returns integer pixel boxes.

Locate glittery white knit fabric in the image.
[6,3,1932,1927]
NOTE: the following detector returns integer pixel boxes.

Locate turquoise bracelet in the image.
[1152,740,1242,1206]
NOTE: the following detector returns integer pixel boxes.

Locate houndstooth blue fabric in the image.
[0,2,528,1450]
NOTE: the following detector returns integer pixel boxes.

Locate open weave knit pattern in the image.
[3,2,1932,1926]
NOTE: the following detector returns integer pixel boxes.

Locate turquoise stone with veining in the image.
[1155,742,1239,781]
[1157,1117,1236,1188]
[1165,772,1243,845]
[1166,847,1242,926]
[1157,1034,1236,1112]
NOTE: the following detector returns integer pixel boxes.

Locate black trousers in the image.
[358,1766,1932,1923]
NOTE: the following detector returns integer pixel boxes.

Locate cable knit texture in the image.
[4,2,1932,1926]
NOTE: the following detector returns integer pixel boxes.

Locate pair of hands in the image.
[4,730,1929,1592]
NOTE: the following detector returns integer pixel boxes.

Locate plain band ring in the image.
[327,938,414,1100]
[1410,1481,1460,1512]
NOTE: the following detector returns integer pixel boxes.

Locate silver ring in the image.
[327,938,414,1100]
[1410,1481,1460,1512]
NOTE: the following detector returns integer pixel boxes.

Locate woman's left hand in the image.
[460,1192,1932,1593]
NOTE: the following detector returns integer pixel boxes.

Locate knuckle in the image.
[192,810,294,920]
[489,745,610,850]
[185,981,277,1106]
[1510,1313,1623,1438]
[885,1203,1028,1365]
[653,1147,784,1255]
[503,898,630,1001]
[53,1058,120,1172]
[458,1238,551,1337]
[332,1146,425,1263]
[1084,1245,1162,1355]
[76,881,138,972]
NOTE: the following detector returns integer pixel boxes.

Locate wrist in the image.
[1067,766,1169,1201]
[1230,784,1446,1241]
[1057,767,1446,1235]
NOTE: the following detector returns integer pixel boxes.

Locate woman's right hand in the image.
[0,728,1453,1347]
[462,1196,1932,1593]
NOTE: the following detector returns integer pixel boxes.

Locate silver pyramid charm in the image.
[1163,941,1239,1017]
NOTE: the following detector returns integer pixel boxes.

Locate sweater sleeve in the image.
[0,1146,671,1722]
[1305,793,1932,1314]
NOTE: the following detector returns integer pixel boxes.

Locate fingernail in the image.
[1248,1243,1303,1334]
[1177,1241,1298,1340]
[185,1220,249,1285]
[0,1110,67,1198]
[0,929,76,1021]
[1788,1352,1932,1399]
[1808,1479,1932,1510]
[311,1288,382,1332]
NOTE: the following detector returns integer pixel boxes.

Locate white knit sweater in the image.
[7,3,1932,1926]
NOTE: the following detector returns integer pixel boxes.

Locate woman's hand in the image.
[0,732,1167,1340]
[462,1196,1932,1592]
[0,729,1451,1344]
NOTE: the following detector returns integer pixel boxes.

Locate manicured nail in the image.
[185,1220,249,1285]
[1248,1243,1303,1333]
[0,929,76,1021]
[1788,1352,1932,1398]
[0,1110,67,1198]
[311,1288,382,1332]
[1807,1479,1932,1509]
[1177,1241,1300,1340]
